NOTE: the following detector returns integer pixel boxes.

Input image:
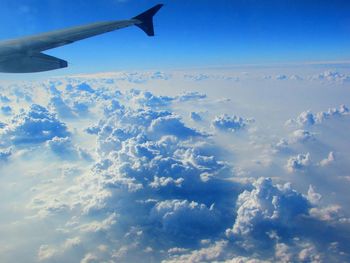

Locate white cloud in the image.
[307,185,322,205]
[1,68,350,263]
[1,104,70,145]
[38,245,57,261]
[151,199,217,236]
[319,151,335,167]
[286,153,311,173]
[149,115,204,139]
[312,71,350,83]
[226,177,310,238]
[163,240,228,263]
[212,114,249,132]
[286,104,349,127]
[290,129,314,143]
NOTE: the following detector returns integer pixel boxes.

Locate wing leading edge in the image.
[0,4,163,73]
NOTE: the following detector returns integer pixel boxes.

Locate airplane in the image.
[0,4,163,73]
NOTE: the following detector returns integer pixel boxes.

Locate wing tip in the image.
[133,4,163,37]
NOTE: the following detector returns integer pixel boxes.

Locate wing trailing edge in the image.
[0,53,67,73]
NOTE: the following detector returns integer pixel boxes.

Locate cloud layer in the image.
[0,67,349,262]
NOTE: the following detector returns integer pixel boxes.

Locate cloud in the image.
[307,185,322,205]
[37,237,82,262]
[49,96,76,119]
[75,83,95,94]
[177,91,207,102]
[226,177,310,238]
[129,89,174,108]
[149,176,184,189]
[312,71,350,83]
[290,129,314,143]
[78,213,118,233]
[151,199,219,238]
[1,69,350,263]
[190,112,202,122]
[286,153,311,173]
[46,136,91,161]
[0,94,11,103]
[164,240,228,263]
[38,245,57,261]
[212,114,249,132]
[275,74,288,80]
[1,105,12,115]
[149,115,204,139]
[1,104,70,145]
[0,148,12,161]
[319,151,335,167]
[286,104,349,127]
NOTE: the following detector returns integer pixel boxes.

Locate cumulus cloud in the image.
[46,136,91,161]
[286,153,311,173]
[319,151,335,167]
[212,114,249,132]
[129,89,174,108]
[1,69,350,263]
[226,177,310,238]
[286,104,349,127]
[307,185,322,205]
[164,240,228,263]
[312,71,350,83]
[290,129,314,143]
[151,200,218,236]
[0,104,70,145]
[149,115,204,139]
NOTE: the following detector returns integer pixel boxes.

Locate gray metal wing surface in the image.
[0,4,163,73]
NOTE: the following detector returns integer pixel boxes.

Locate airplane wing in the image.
[0,53,68,73]
[0,4,163,73]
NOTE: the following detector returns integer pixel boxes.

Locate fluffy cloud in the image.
[0,104,70,145]
[290,129,314,143]
[286,153,311,173]
[46,136,91,161]
[226,177,310,238]
[1,68,350,263]
[129,89,174,108]
[151,199,218,236]
[312,71,350,83]
[286,104,349,127]
[149,115,204,139]
[212,114,249,132]
[319,151,335,167]
[164,240,228,263]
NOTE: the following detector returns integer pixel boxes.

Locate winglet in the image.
[133,4,163,36]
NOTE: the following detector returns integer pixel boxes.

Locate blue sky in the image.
[0,0,349,73]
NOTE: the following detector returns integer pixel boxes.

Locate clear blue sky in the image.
[0,0,349,74]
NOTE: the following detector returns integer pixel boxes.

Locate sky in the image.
[0,1,350,263]
[0,0,350,73]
